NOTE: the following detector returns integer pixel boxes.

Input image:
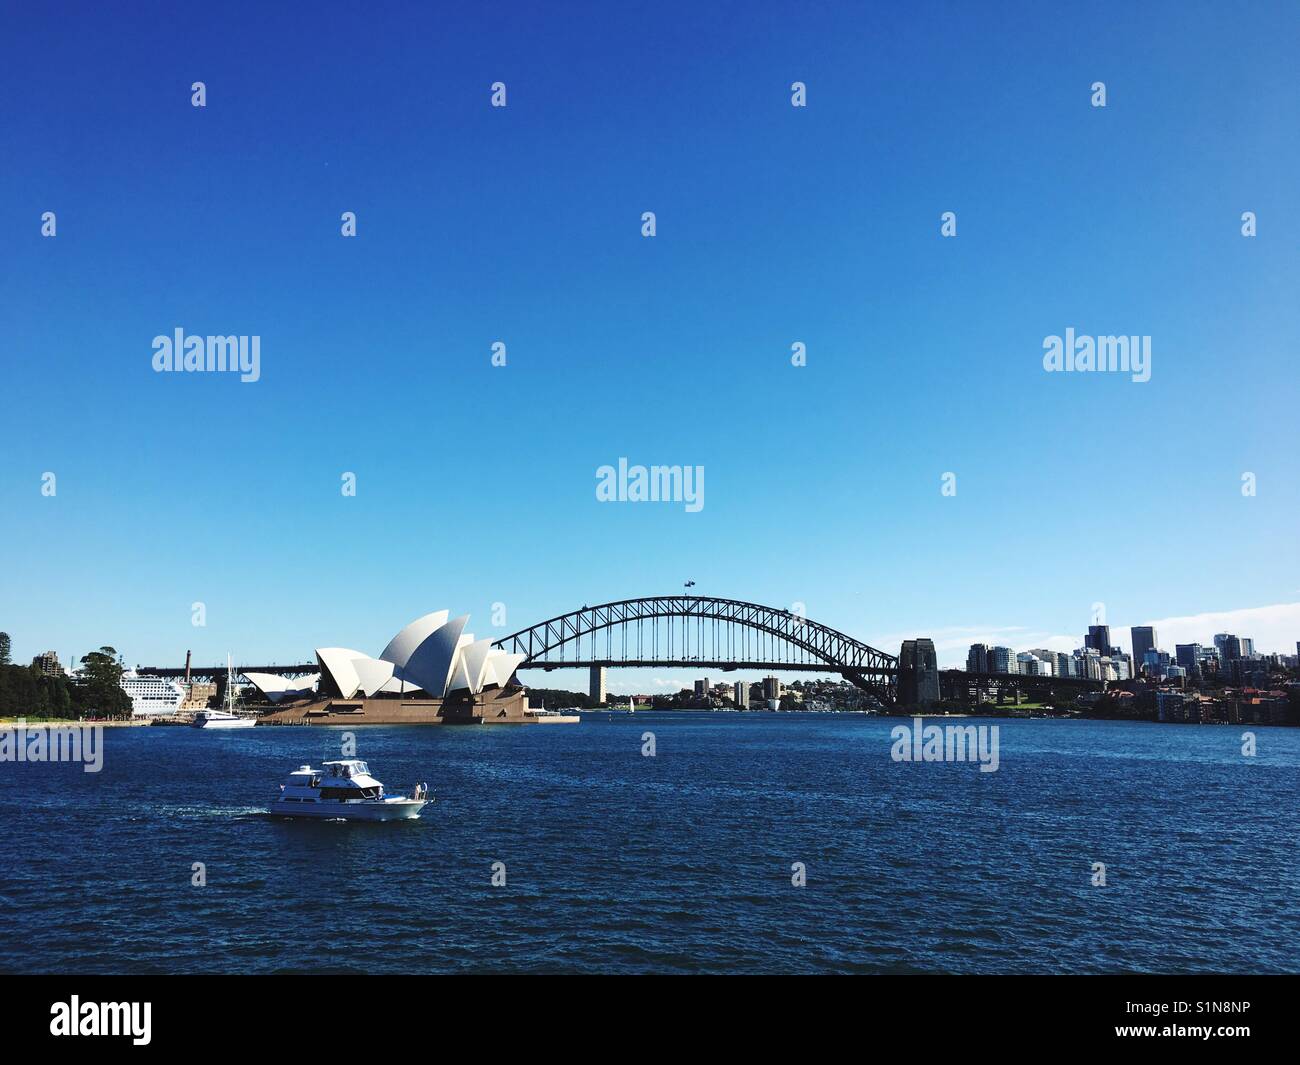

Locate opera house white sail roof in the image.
[244,611,525,703]
[242,672,320,704]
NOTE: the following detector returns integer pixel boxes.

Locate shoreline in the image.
[0,718,150,729]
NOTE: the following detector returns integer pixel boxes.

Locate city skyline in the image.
[5,596,1297,696]
[2,2,1297,692]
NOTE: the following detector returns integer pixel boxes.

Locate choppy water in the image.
[1,714,1296,973]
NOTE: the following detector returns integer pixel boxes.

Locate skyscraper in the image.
[1175,643,1202,680]
[966,643,990,673]
[1214,634,1241,661]
[990,646,1018,674]
[1131,626,1157,675]
[1086,625,1115,654]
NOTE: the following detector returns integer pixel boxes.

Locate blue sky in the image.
[1,1,1297,687]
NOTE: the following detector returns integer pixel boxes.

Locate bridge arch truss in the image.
[493,596,897,703]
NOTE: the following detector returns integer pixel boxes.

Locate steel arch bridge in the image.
[493,596,898,703]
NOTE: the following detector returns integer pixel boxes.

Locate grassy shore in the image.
[0,717,148,727]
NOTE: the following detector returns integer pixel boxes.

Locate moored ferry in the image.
[272,760,429,821]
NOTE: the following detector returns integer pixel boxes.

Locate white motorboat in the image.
[271,760,429,821]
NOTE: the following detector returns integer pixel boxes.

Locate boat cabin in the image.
[279,760,385,802]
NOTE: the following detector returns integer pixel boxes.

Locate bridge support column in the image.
[589,665,606,705]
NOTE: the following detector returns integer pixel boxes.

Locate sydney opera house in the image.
[246,611,557,725]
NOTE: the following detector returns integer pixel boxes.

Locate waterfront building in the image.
[1240,637,1255,658]
[180,680,218,712]
[238,610,557,725]
[762,676,782,701]
[966,643,990,673]
[32,650,65,677]
[694,678,710,696]
[734,681,749,709]
[1159,691,1190,723]
[1130,626,1157,673]
[120,671,187,716]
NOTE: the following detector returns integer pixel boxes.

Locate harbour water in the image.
[2,713,1296,973]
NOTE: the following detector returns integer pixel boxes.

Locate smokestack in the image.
[185,649,192,685]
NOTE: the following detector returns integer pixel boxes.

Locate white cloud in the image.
[1128,601,1300,657]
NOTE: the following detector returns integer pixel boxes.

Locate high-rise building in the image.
[1018,652,1053,677]
[1199,646,1221,678]
[1029,650,1060,676]
[989,646,1018,674]
[1175,643,1202,680]
[733,681,749,709]
[966,643,990,673]
[1239,638,1255,658]
[693,679,708,697]
[1130,627,1157,673]
[762,676,782,702]
[899,639,940,706]
[1214,634,1241,661]
[1086,625,1114,654]
[32,651,64,677]
[1076,648,1104,680]
[1142,649,1171,681]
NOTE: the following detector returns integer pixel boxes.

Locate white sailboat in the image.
[191,655,258,729]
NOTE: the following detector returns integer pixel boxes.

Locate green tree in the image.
[0,631,11,666]
[72,646,133,719]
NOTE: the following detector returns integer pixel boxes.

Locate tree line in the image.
[0,635,134,719]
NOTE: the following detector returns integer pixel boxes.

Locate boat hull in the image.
[270,798,428,821]
[192,718,257,729]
